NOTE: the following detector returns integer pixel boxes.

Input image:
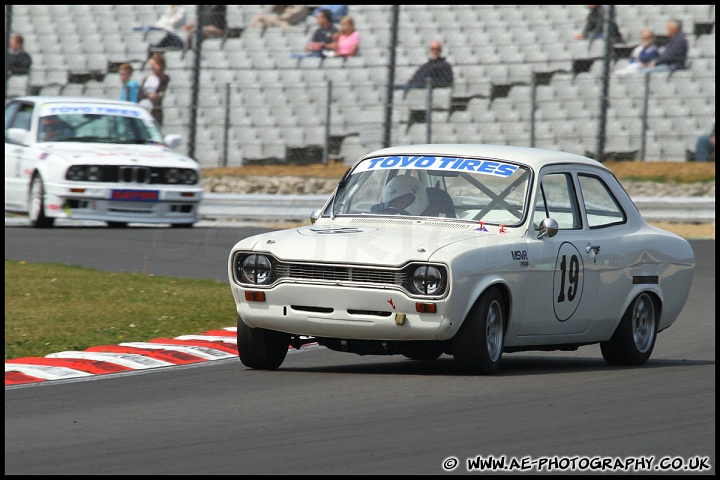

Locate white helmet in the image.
[380,175,429,215]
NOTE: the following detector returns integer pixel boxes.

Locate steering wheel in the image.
[379,207,410,215]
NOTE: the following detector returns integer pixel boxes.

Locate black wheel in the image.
[452,288,505,375]
[106,222,128,228]
[403,345,444,361]
[171,223,194,228]
[601,292,658,366]
[236,316,290,370]
[28,175,55,228]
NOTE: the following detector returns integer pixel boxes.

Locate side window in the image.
[533,173,582,230]
[578,174,627,228]
[10,104,34,131]
[5,102,21,134]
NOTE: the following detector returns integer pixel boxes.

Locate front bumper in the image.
[231,283,461,341]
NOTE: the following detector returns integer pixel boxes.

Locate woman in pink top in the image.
[331,16,359,58]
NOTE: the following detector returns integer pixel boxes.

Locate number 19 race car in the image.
[228,144,695,375]
[5,96,202,228]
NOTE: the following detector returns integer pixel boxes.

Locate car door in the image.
[5,101,35,211]
[519,168,601,336]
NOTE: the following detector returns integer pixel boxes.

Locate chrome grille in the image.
[119,166,151,184]
[278,263,404,285]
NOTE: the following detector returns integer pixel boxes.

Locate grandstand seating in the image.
[5,5,715,165]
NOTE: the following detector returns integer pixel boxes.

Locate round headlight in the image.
[166,168,180,184]
[412,265,443,295]
[87,165,102,182]
[181,169,198,185]
[66,165,86,181]
[241,254,273,285]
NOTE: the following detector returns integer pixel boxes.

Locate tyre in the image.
[28,175,55,228]
[452,287,505,375]
[236,316,290,370]
[601,292,657,366]
[106,222,128,228]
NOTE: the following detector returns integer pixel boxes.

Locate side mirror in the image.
[537,218,559,239]
[310,209,321,224]
[7,128,30,146]
[164,133,182,150]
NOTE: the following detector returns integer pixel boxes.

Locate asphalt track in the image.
[4,225,715,475]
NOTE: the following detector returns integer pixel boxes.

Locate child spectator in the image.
[118,63,140,103]
[139,53,170,125]
[328,16,359,58]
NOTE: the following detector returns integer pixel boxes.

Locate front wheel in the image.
[601,292,658,366]
[452,288,505,375]
[236,316,290,370]
[29,175,55,228]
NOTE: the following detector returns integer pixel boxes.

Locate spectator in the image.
[614,28,659,76]
[138,53,170,125]
[183,5,227,48]
[249,5,309,31]
[646,19,689,73]
[149,5,188,53]
[7,34,32,77]
[396,40,454,91]
[311,5,349,23]
[290,9,338,59]
[328,16,359,58]
[695,123,715,162]
[574,5,623,44]
[118,63,140,103]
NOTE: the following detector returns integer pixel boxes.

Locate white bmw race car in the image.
[5,96,202,228]
[228,144,695,375]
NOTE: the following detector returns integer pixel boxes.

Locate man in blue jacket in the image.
[647,19,689,73]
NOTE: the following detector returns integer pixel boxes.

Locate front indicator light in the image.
[416,302,437,313]
[244,291,266,302]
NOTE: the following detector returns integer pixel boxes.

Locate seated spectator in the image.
[395,41,454,91]
[7,34,32,77]
[327,16,359,58]
[290,9,338,59]
[695,123,715,162]
[249,5,309,31]
[139,53,170,126]
[614,28,659,76]
[149,5,188,53]
[644,19,689,73]
[312,5,349,23]
[574,5,623,44]
[118,63,140,103]
[183,5,226,48]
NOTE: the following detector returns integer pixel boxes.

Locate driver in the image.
[371,174,429,215]
[39,115,75,142]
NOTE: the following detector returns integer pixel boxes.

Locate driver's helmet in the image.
[39,116,74,141]
[380,174,429,215]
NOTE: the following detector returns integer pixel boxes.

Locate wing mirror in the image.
[164,134,182,149]
[537,218,559,239]
[310,209,321,224]
[7,128,30,146]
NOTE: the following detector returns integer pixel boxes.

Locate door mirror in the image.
[537,218,559,239]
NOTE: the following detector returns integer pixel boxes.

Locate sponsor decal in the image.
[40,104,144,118]
[354,156,519,177]
[111,190,159,202]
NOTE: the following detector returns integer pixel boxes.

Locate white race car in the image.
[228,144,695,375]
[5,96,202,228]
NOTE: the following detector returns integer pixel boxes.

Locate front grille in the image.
[76,166,199,185]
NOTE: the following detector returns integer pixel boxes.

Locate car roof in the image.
[10,95,140,108]
[360,143,609,171]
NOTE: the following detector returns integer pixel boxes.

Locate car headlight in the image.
[165,168,180,184]
[66,165,86,181]
[411,265,444,295]
[241,254,273,285]
[181,169,198,185]
[87,165,102,182]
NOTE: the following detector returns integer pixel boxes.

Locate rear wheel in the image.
[452,288,505,375]
[601,292,657,365]
[29,175,55,228]
[236,316,290,370]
